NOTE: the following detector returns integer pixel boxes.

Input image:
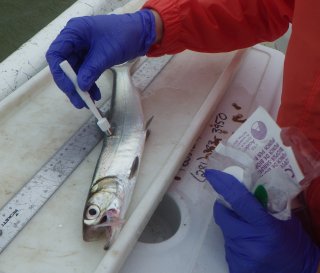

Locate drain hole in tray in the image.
[139,194,181,243]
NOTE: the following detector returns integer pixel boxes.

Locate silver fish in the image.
[83,61,148,250]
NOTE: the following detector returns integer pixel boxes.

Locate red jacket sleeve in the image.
[276,0,320,244]
[143,0,294,56]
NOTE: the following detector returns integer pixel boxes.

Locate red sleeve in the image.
[143,0,294,56]
[276,0,320,244]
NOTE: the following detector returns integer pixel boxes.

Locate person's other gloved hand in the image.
[46,10,156,108]
[204,169,320,273]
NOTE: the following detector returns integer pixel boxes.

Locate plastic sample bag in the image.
[207,106,320,220]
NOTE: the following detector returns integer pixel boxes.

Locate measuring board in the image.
[0,55,172,253]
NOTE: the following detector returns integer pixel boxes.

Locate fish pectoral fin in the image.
[129,156,140,179]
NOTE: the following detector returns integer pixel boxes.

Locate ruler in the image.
[0,55,172,253]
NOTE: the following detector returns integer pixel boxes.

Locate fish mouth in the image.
[83,222,112,242]
[83,219,122,250]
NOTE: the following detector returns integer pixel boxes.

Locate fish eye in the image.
[86,205,100,220]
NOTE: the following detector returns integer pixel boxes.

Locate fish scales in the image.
[82,61,147,249]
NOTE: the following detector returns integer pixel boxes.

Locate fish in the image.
[82,61,149,250]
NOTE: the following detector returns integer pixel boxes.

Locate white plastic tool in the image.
[223,166,244,182]
[59,60,112,134]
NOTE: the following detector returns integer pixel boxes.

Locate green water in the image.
[0,0,76,62]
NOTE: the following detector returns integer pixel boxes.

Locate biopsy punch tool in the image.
[59,60,112,135]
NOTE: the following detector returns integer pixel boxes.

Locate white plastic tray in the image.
[0,49,242,273]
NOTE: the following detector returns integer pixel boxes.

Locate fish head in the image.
[83,177,123,249]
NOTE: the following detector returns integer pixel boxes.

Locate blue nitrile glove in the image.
[204,169,320,273]
[46,10,156,108]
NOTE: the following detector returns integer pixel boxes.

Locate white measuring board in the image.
[0,55,172,253]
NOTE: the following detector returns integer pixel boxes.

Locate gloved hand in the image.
[46,10,156,108]
[204,169,320,273]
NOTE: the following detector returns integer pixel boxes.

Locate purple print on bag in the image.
[251,121,267,140]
